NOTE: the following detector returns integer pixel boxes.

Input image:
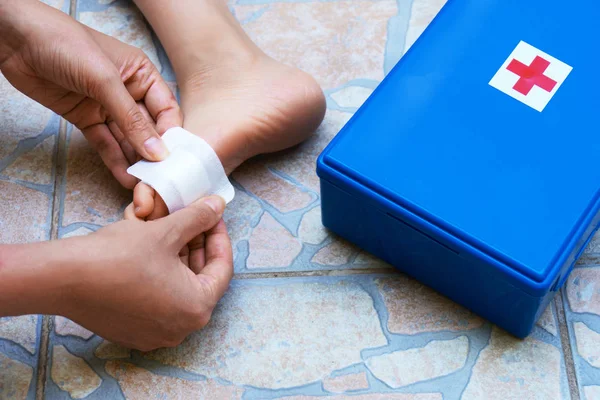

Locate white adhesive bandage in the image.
[127,127,235,213]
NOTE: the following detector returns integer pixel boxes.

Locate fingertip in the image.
[143,136,170,161]
[200,196,226,217]
[117,103,167,162]
[112,163,138,189]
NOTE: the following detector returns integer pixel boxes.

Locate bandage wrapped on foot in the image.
[127,127,235,214]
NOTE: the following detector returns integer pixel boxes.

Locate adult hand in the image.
[0,0,182,188]
[60,196,233,351]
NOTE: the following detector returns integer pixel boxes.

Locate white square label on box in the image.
[489,41,572,112]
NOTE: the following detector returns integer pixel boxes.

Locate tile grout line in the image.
[35,118,68,400]
[555,290,581,400]
[233,267,395,280]
[70,0,77,18]
[34,318,52,400]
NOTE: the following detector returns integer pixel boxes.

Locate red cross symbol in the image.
[506,56,558,96]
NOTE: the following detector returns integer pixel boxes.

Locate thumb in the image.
[91,70,169,162]
[160,196,226,249]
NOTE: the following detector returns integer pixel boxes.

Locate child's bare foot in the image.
[180,55,326,176]
[125,0,326,221]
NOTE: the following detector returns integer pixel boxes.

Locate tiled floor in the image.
[1,0,599,399]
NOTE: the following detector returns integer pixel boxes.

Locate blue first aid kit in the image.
[316,0,600,337]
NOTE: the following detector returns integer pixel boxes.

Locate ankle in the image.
[167,5,263,84]
[178,49,265,100]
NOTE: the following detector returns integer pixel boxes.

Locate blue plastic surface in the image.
[317,0,600,337]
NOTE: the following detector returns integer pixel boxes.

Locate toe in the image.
[147,193,169,221]
[133,183,156,219]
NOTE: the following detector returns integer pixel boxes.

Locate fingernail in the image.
[134,206,141,215]
[203,196,225,214]
[143,137,169,160]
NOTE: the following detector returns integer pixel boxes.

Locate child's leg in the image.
[129,0,326,219]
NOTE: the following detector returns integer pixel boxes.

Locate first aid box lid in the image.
[318,0,600,288]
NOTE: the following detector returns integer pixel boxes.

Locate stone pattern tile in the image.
[0,181,52,244]
[377,277,484,334]
[330,86,374,109]
[42,275,571,399]
[565,265,600,395]
[403,0,447,51]
[0,316,41,400]
[280,395,442,400]
[0,66,55,171]
[94,341,131,360]
[41,0,69,12]
[59,126,131,230]
[584,386,600,400]
[234,1,398,90]
[0,70,55,244]
[3,135,56,186]
[0,316,39,355]
[365,336,470,388]
[50,345,102,399]
[55,317,94,340]
[461,327,563,400]
[0,306,42,397]
[246,212,303,269]
[576,228,600,266]
[105,361,244,399]
[322,372,369,393]
[0,353,34,400]
[145,278,387,389]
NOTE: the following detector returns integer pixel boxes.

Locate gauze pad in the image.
[127,127,235,213]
